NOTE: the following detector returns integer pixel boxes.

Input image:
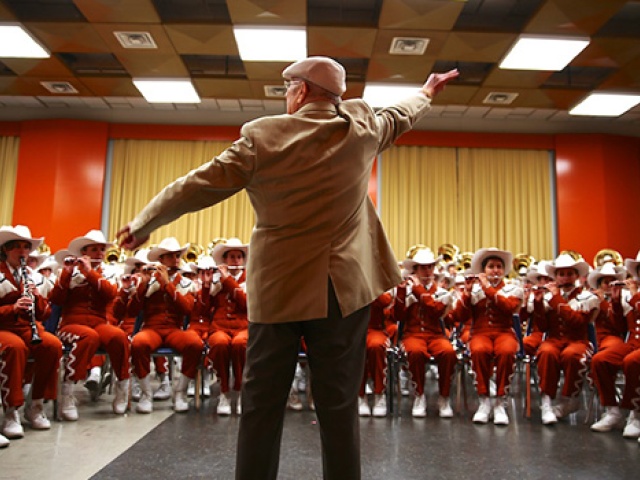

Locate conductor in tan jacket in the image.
[118,57,458,480]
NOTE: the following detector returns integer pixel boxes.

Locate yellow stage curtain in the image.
[107,139,255,249]
[380,146,459,258]
[380,146,553,261]
[0,136,20,225]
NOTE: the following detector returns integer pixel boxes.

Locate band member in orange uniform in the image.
[533,253,598,425]
[394,247,456,418]
[50,230,130,421]
[0,226,62,447]
[358,290,394,417]
[523,261,553,357]
[452,248,523,426]
[207,238,249,415]
[128,237,202,414]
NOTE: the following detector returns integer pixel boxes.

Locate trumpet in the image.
[19,257,42,345]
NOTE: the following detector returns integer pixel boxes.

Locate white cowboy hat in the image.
[0,225,44,252]
[181,262,198,275]
[624,251,640,280]
[402,247,441,271]
[526,260,552,283]
[124,248,150,274]
[196,255,217,270]
[68,230,113,256]
[439,272,454,289]
[37,255,58,272]
[29,250,48,268]
[53,249,72,267]
[147,237,188,263]
[470,248,513,275]
[587,262,627,289]
[546,253,590,279]
[211,237,249,266]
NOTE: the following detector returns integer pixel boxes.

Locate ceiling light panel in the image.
[363,84,422,108]
[114,32,157,49]
[133,79,201,104]
[389,37,429,55]
[500,35,589,71]
[569,93,640,117]
[233,27,306,62]
[0,23,50,58]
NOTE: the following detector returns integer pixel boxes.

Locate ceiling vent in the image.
[389,37,429,55]
[483,92,519,105]
[40,81,78,94]
[264,85,287,98]
[114,31,157,49]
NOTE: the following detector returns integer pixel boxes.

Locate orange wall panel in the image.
[13,120,109,251]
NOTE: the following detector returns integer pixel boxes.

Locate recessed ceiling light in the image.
[133,79,200,103]
[264,85,287,98]
[363,84,422,108]
[233,26,306,61]
[569,93,640,117]
[41,81,78,94]
[0,23,50,58]
[500,35,589,71]
[483,92,519,105]
[389,37,429,55]
[114,31,157,49]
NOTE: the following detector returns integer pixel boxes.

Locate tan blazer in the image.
[129,95,432,324]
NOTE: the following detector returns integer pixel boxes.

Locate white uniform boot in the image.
[217,392,232,415]
[591,406,625,432]
[553,395,580,419]
[473,396,492,424]
[493,397,509,426]
[131,377,141,401]
[623,410,640,438]
[60,381,78,421]
[153,373,171,401]
[438,395,454,418]
[236,392,242,415]
[84,366,101,401]
[0,432,8,448]
[411,394,427,418]
[173,375,191,413]
[1,407,24,439]
[112,378,130,415]
[541,394,558,425]
[358,396,371,417]
[372,394,387,417]
[24,399,51,430]
[136,376,153,414]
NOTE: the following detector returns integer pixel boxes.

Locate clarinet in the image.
[19,257,43,345]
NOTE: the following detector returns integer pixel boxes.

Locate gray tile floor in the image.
[2,368,638,480]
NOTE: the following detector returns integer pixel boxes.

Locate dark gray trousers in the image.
[235,281,370,480]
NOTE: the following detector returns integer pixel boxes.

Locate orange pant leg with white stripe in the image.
[58,323,130,382]
[0,327,62,408]
[402,333,457,397]
[469,330,518,397]
[207,329,248,393]
[536,338,590,399]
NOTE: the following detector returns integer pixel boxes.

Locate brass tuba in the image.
[208,238,227,256]
[405,244,429,259]
[105,244,124,263]
[559,250,584,261]
[512,253,535,278]
[438,243,460,264]
[37,242,51,255]
[457,252,473,272]
[593,248,623,268]
[185,244,204,263]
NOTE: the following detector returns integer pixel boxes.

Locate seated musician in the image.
[127,237,202,413]
[532,253,598,425]
[0,226,62,447]
[395,247,456,418]
[50,230,130,420]
[522,260,553,357]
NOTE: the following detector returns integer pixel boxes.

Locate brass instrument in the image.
[457,252,473,272]
[105,244,125,264]
[207,238,227,256]
[19,257,42,345]
[185,244,204,263]
[37,242,51,255]
[405,244,429,259]
[438,243,460,264]
[511,253,535,278]
[593,248,623,268]
[559,250,584,261]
